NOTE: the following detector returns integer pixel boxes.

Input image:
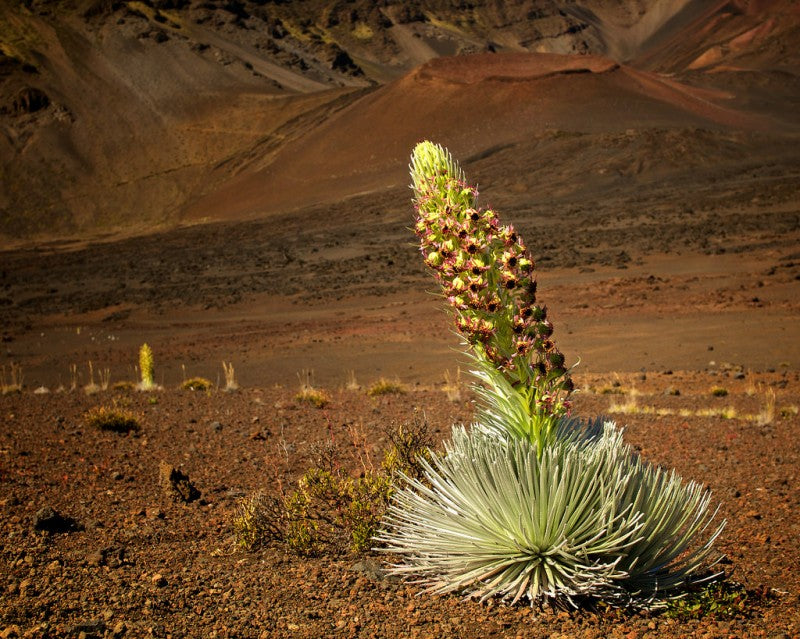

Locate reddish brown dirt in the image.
[1,370,799,638]
[1,199,799,637]
[2,3,800,636]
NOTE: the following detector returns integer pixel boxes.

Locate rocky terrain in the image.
[1,0,798,239]
[1,0,799,637]
[1,371,799,638]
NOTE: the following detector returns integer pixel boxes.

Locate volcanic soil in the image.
[0,367,799,638]
[2,3,800,636]
[1,170,800,637]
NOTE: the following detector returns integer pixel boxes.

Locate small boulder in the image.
[158,461,201,503]
[33,506,80,533]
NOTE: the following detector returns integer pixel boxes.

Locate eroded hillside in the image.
[1,0,798,241]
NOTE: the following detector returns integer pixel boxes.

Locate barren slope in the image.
[182,50,778,223]
[2,0,798,242]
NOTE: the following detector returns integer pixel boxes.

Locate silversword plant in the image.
[139,343,155,391]
[378,141,724,607]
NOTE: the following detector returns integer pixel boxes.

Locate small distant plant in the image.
[112,380,136,391]
[599,385,626,395]
[295,370,330,408]
[83,361,111,394]
[711,386,728,397]
[181,377,213,391]
[84,402,141,433]
[757,387,776,426]
[222,361,239,392]
[345,370,360,391]
[780,404,799,419]
[295,387,331,408]
[1,362,23,394]
[69,363,78,392]
[138,343,155,390]
[367,377,406,397]
[442,368,461,402]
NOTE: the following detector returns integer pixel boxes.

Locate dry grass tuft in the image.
[181,376,213,391]
[84,402,141,433]
[222,361,239,392]
[345,370,360,391]
[442,368,462,402]
[367,377,406,397]
[295,370,330,408]
[757,387,776,426]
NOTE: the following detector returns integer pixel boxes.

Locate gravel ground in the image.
[1,369,799,638]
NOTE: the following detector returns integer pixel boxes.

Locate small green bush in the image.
[233,491,284,550]
[711,386,729,397]
[84,404,141,433]
[382,420,434,481]
[663,582,752,620]
[234,420,433,555]
[284,468,394,555]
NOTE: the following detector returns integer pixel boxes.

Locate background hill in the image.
[1,0,798,242]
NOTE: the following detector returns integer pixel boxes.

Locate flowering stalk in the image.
[410,141,573,448]
[139,343,154,390]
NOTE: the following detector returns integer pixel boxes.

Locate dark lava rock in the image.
[33,506,80,533]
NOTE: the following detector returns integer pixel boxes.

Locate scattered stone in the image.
[18,578,32,596]
[33,506,80,533]
[158,461,201,503]
[88,546,127,568]
[70,620,105,637]
[210,421,223,431]
[151,573,167,587]
[87,550,105,567]
[734,371,746,379]
[350,559,386,582]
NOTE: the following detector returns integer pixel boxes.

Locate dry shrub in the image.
[233,419,434,556]
[181,377,213,391]
[84,402,141,433]
[295,370,330,408]
[367,377,406,397]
